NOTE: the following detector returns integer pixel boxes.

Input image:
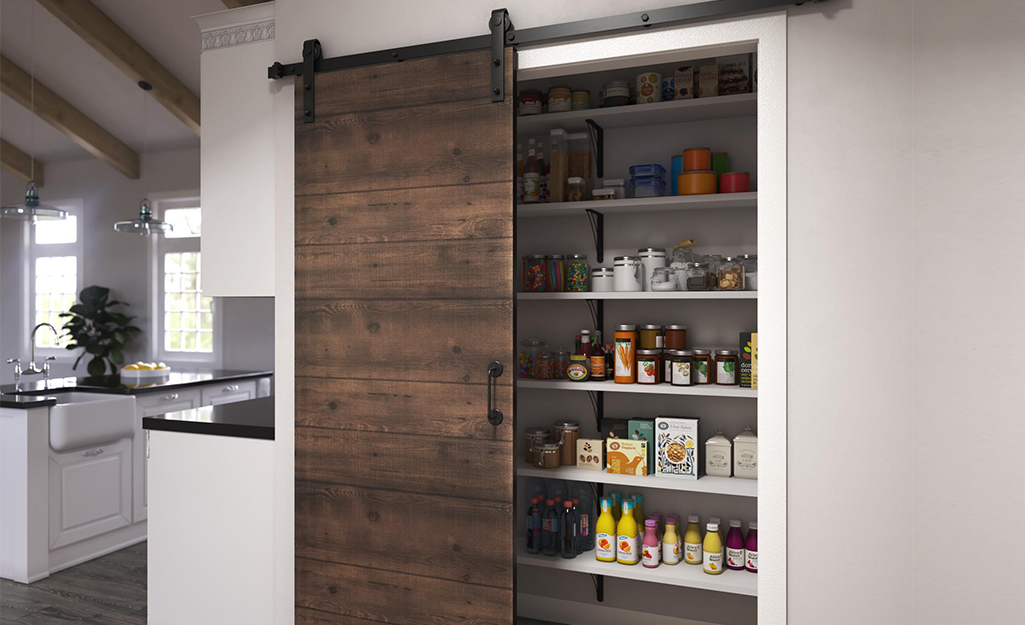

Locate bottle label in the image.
[665,358,673,383]
[637,358,657,383]
[746,549,758,571]
[704,549,724,573]
[526,513,534,533]
[614,339,633,377]
[727,547,745,569]
[685,541,702,564]
[663,539,681,564]
[580,513,589,537]
[642,543,661,566]
[694,359,710,383]
[717,359,736,384]
[617,535,639,563]
[523,173,540,201]
[672,360,692,385]
[567,363,589,381]
[541,518,550,534]
[590,356,605,378]
[597,532,616,559]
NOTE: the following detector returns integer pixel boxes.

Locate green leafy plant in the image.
[60,286,142,376]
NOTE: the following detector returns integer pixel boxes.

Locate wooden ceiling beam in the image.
[221,1,272,8]
[0,55,139,179]
[36,0,201,136]
[0,138,45,187]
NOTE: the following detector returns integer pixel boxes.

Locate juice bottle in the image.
[662,515,681,565]
[641,519,661,568]
[745,521,758,573]
[542,499,560,556]
[616,500,640,565]
[702,522,724,575]
[630,493,644,523]
[559,501,578,559]
[726,519,745,571]
[650,512,663,545]
[710,516,724,543]
[595,496,617,562]
[609,492,623,523]
[526,496,541,554]
[683,514,703,565]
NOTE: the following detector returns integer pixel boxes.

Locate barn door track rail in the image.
[268,0,831,120]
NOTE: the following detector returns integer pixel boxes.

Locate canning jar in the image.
[522,255,548,292]
[715,349,740,385]
[639,325,663,350]
[591,267,614,292]
[738,253,758,291]
[683,262,712,291]
[651,267,677,291]
[566,254,589,291]
[568,354,590,382]
[637,248,668,292]
[548,86,572,112]
[571,89,591,110]
[554,421,580,466]
[554,346,570,379]
[601,80,630,107]
[546,255,566,292]
[536,441,561,469]
[524,427,550,465]
[664,325,687,351]
[717,257,745,291]
[518,89,543,116]
[613,256,642,292]
[613,325,639,384]
[534,351,554,379]
[637,349,661,384]
[567,177,587,201]
[692,349,712,384]
[519,336,546,378]
[670,350,694,386]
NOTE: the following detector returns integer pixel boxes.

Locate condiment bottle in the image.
[745,522,758,573]
[537,143,548,203]
[604,344,614,380]
[683,514,703,565]
[542,499,559,556]
[578,329,592,357]
[663,515,682,565]
[559,501,578,559]
[567,355,590,382]
[523,138,540,203]
[642,519,661,568]
[616,500,640,565]
[589,334,606,381]
[595,496,617,562]
[726,519,746,570]
[703,522,724,575]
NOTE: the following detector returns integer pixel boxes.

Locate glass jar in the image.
[568,354,590,382]
[567,176,587,201]
[613,256,642,292]
[565,254,589,292]
[663,348,673,384]
[553,421,580,466]
[692,349,712,384]
[738,253,757,291]
[553,346,570,379]
[518,89,543,116]
[613,325,638,383]
[639,325,663,350]
[664,325,687,351]
[636,349,660,384]
[524,427,550,465]
[571,89,591,110]
[535,441,561,469]
[715,349,740,385]
[704,255,724,286]
[650,267,677,291]
[534,350,554,379]
[601,80,630,107]
[591,267,614,292]
[518,336,546,378]
[717,256,745,291]
[546,255,566,292]
[670,350,694,386]
[548,86,572,112]
[683,262,712,291]
[522,255,548,292]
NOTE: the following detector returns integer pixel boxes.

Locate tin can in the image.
[711,152,730,191]
[661,76,676,101]
[720,172,751,194]
[636,71,662,104]
[548,86,572,113]
[571,90,591,111]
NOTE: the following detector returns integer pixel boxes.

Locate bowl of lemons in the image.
[121,361,171,382]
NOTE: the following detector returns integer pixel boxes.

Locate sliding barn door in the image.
[294,48,515,624]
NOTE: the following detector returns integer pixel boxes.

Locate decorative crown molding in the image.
[202,20,275,50]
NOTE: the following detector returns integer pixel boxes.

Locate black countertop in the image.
[0,394,57,409]
[0,369,273,397]
[142,396,275,440]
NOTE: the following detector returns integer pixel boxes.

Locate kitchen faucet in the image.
[6,323,59,382]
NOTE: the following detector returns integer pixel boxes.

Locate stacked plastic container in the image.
[628,164,667,198]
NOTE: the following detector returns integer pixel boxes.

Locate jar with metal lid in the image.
[737,253,758,291]
[639,325,663,350]
[670,350,694,386]
[571,89,591,110]
[565,254,589,292]
[601,80,630,107]
[692,349,712,384]
[683,262,712,291]
[568,354,590,382]
[613,256,642,292]
[522,255,548,292]
[553,421,580,466]
[705,431,732,478]
[567,176,587,201]
[704,255,724,286]
[613,324,638,383]
[591,267,614,292]
[553,346,570,379]
[548,86,572,112]
[519,336,546,378]
[636,349,661,384]
[717,257,745,291]
[535,441,561,469]
[518,89,543,116]
[534,350,554,379]
[651,267,677,291]
[524,427,550,465]
[715,349,740,385]
[664,325,687,351]
[546,255,566,292]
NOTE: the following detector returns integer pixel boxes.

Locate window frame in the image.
[29,199,83,360]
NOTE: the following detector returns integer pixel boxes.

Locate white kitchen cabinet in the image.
[201,379,257,406]
[196,3,276,297]
[48,438,132,550]
[132,389,201,522]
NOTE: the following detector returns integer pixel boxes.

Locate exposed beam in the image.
[221,0,271,8]
[0,55,139,179]
[0,138,45,187]
[36,0,201,135]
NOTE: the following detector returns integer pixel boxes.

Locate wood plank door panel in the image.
[295,48,514,625]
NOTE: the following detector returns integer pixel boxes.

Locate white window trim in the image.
[149,191,223,366]
[29,198,83,362]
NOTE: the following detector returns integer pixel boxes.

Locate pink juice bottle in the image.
[642,519,661,568]
[745,521,758,573]
[726,519,745,571]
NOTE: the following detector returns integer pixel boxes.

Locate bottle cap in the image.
[645,519,657,528]
[554,496,562,502]
[631,493,643,503]
[688,514,699,523]
[546,499,554,505]
[749,521,758,530]
[666,514,679,524]
[730,519,742,528]
[707,522,719,532]
[710,516,721,524]
[564,501,573,508]
[622,500,633,511]
[572,498,580,504]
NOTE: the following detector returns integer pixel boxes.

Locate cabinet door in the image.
[294,49,515,623]
[49,438,132,549]
[133,389,201,522]
[201,380,257,406]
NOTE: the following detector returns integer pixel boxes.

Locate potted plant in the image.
[60,285,142,377]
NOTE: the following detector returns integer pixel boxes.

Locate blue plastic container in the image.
[629,175,666,198]
[628,163,666,178]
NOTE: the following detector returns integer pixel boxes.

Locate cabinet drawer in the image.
[135,388,201,415]
[201,380,257,406]
[49,438,132,549]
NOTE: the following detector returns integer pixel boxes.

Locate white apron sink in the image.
[48,393,135,452]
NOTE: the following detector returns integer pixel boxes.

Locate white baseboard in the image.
[518,593,715,625]
[47,522,147,577]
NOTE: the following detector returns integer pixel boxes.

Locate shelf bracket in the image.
[585,119,604,178]
[591,573,605,602]
[585,209,604,263]
[301,39,321,123]
[490,9,511,102]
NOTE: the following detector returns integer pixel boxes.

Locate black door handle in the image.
[486,361,503,425]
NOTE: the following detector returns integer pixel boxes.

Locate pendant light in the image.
[1,0,66,224]
[114,81,172,236]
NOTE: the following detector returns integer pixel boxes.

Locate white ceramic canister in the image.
[637,248,668,292]
[636,71,662,104]
[705,431,733,478]
[591,267,614,292]
[613,256,642,292]
[733,427,758,479]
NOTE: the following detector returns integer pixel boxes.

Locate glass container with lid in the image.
[601,80,630,107]
[519,336,547,378]
[715,349,740,385]
[566,254,589,292]
[553,345,570,379]
[534,350,554,379]
[670,350,694,386]
[546,255,566,292]
[567,176,587,201]
[737,253,758,291]
[535,441,561,469]
[524,427,550,465]
[518,89,543,116]
[684,262,712,291]
[591,267,614,292]
[548,86,572,112]
[692,349,712,384]
[637,248,668,292]
[651,267,677,291]
[639,325,664,350]
[636,349,661,384]
[717,256,745,291]
[522,255,548,292]
[613,324,639,384]
[664,325,687,351]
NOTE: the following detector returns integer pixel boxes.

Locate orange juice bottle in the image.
[594,496,617,562]
[609,491,623,523]
[616,499,640,565]
[702,521,724,575]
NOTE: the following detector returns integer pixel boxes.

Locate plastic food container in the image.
[629,164,667,178]
[720,172,751,193]
[567,176,587,201]
[678,171,717,195]
[630,176,666,198]
[603,179,626,199]
[592,189,617,201]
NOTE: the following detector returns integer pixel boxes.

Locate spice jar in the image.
[522,255,548,292]
[571,89,591,110]
[639,325,663,350]
[518,336,546,378]
[518,89,543,116]
[566,254,589,292]
[613,256,642,292]
[567,177,587,201]
[737,253,757,291]
[637,349,661,384]
[613,325,638,384]
[715,349,739,385]
[664,325,687,351]
[534,350,554,379]
[692,349,712,384]
[670,350,694,386]
[717,257,745,291]
[535,441,561,469]
[601,80,630,107]
[554,421,580,466]
[524,427,550,465]
[568,354,590,382]
[548,86,572,112]
[591,267,614,292]
[554,346,570,379]
[546,255,566,292]
[651,267,677,291]
[683,262,712,291]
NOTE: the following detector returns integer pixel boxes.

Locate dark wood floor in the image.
[0,542,146,624]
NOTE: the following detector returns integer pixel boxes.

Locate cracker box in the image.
[655,417,699,479]
[717,53,752,95]
[606,439,648,476]
[674,65,694,100]
[698,64,719,98]
[740,332,758,389]
[602,418,629,443]
[576,439,604,471]
[628,418,655,475]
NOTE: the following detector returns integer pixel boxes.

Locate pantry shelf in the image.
[517,462,757,498]
[516,93,758,136]
[517,540,757,597]
[517,291,756,301]
[517,379,757,398]
[516,192,756,218]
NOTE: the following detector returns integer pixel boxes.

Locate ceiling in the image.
[0,0,228,164]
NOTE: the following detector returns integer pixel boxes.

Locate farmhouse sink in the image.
[48,393,135,452]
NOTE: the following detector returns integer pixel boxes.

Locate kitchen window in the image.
[31,210,81,350]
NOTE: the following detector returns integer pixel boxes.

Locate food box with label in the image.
[698,64,719,98]
[740,332,758,389]
[602,418,629,443]
[717,53,752,95]
[655,417,699,479]
[576,439,604,471]
[628,418,655,475]
[606,439,648,476]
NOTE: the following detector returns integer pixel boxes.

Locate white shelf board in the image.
[517,462,757,498]
[516,93,757,135]
[517,540,757,596]
[517,379,757,398]
[517,192,756,218]
[517,291,757,301]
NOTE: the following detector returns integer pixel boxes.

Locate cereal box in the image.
[740,332,758,389]
[674,65,694,100]
[576,439,604,471]
[717,53,752,95]
[698,64,719,98]
[606,439,648,476]
[655,417,699,479]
